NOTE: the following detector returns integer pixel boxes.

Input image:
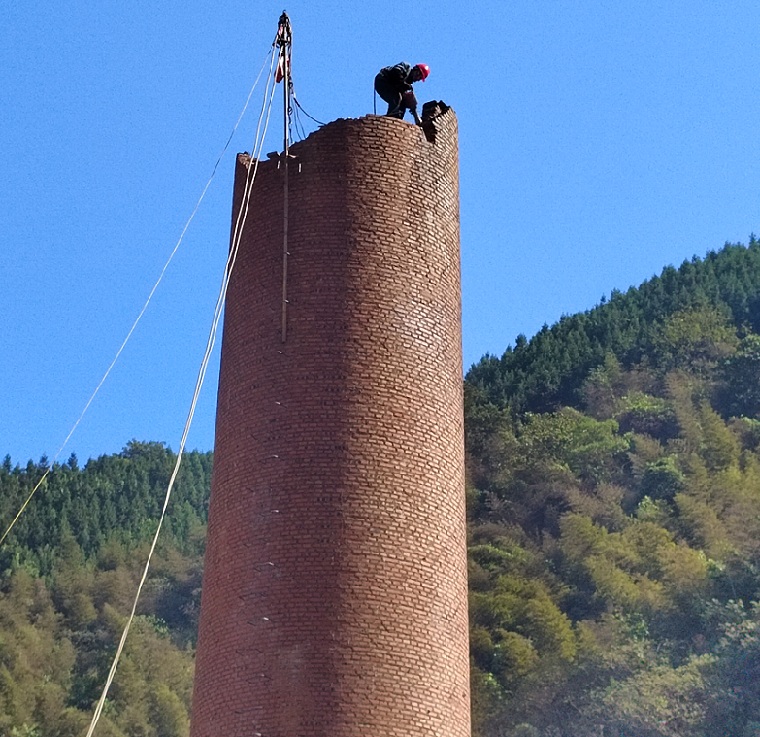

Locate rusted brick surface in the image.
[190,108,470,737]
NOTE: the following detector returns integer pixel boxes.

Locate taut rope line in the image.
[0,49,274,551]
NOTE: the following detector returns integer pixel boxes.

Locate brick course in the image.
[189,107,470,737]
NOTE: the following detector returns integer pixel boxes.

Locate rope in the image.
[286,27,325,134]
[292,95,326,127]
[84,44,281,737]
[0,52,276,551]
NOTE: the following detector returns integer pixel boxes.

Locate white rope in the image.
[85,41,281,737]
[0,49,274,551]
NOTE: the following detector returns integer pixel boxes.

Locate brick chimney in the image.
[190,107,470,737]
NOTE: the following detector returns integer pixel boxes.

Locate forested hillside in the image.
[3,241,760,736]
[466,241,760,736]
[0,444,211,736]
[468,238,760,414]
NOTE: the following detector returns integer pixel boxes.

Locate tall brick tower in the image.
[189,104,470,737]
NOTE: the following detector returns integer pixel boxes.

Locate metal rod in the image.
[279,12,291,343]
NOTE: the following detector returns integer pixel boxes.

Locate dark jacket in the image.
[376,62,413,94]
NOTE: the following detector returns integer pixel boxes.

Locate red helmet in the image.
[415,63,430,81]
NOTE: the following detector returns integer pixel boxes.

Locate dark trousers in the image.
[374,74,407,119]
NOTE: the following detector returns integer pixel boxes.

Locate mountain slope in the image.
[467,239,760,413]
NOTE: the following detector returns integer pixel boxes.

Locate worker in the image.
[374,62,430,124]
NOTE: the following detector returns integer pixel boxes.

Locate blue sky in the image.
[3,1,759,464]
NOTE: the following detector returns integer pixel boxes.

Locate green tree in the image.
[721,333,760,418]
[652,303,738,375]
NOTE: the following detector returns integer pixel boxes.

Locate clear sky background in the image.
[2,1,759,465]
